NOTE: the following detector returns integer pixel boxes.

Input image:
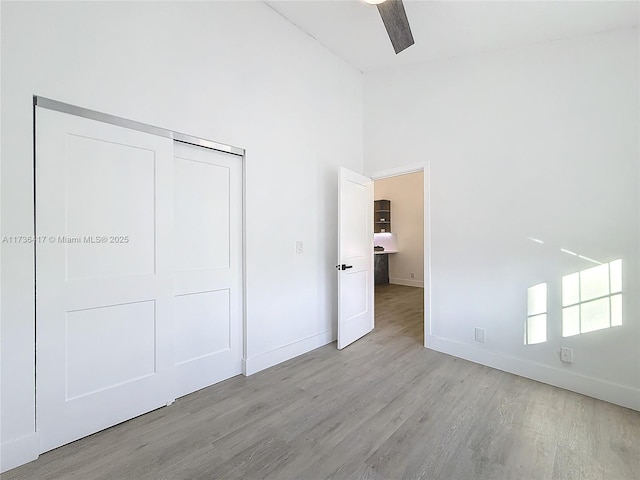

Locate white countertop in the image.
[373,232,397,253]
[374,250,398,255]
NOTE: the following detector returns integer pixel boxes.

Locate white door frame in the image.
[32,95,249,397]
[369,163,431,349]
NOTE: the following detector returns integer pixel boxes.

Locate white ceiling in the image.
[266,1,640,72]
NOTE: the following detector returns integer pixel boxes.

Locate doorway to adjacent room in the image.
[373,170,426,344]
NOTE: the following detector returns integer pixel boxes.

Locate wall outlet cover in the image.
[560,347,574,363]
[475,327,485,343]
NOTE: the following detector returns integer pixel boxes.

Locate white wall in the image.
[0,1,362,471]
[364,29,640,410]
[375,172,424,287]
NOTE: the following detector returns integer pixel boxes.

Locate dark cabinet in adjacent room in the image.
[374,199,391,233]
[375,253,389,285]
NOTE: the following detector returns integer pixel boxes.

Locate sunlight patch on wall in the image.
[562,259,622,337]
[526,283,547,345]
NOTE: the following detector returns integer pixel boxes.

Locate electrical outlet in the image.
[295,241,303,254]
[560,347,573,363]
[411,272,415,279]
[475,328,485,343]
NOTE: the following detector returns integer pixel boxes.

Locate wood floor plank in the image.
[4,284,639,480]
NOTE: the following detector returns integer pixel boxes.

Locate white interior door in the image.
[36,108,175,453]
[338,167,374,349]
[172,141,243,398]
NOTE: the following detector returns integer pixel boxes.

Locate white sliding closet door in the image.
[36,108,176,453]
[36,106,244,454]
[172,141,243,398]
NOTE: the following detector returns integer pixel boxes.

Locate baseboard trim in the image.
[427,334,640,412]
[1,433,39,473]
[244,330,334,376]
[389,278,424,288]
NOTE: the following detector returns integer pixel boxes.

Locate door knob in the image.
[339,264,353,271]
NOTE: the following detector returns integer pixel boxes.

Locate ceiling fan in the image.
[364,0,415,54]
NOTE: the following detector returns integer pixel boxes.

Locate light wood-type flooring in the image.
[5,284,639,479]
